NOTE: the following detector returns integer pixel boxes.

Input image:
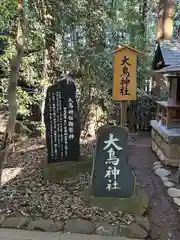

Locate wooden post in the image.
[124,101,128,126]
[161,107,165,125]
[121,101,128,126]
[156,103,160,122]
[120,101,123,126]
[166,108,171,128]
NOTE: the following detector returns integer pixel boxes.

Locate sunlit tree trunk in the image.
[0,0,26,183]
[39,0,56,137]
[156,0,177,41]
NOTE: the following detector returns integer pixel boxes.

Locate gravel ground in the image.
[130,133,180,240]
[0,136,134,226]
[2,131,179,239]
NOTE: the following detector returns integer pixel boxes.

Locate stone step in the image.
[0,216,149,239]
[60,233,143,240]
[0,229,144,240]
[0,228,59,240]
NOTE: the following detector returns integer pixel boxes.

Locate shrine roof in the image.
[114,45,143,54]
[159,40,180,66]
[156,64,180,73]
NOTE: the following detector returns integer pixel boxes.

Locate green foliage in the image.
[128,89,168,131]
[0,0,177,125]
[16,87,31,116]
[0,0,17,31]
[173,1,180,39]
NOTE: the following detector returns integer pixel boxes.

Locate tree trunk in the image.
[40,1,56,137]
[140,0,147,49]
[156,0,177,40]
[0,0,26,183]
[163,0,177,40]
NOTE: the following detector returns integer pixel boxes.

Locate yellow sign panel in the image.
[113,46,141,101]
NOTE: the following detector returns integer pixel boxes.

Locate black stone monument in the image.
[91,125,135,198]
[44,77,80,163]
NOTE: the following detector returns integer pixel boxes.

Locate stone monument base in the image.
[42,156,93,183]
[83,187,149,216]
[151,120,180,166]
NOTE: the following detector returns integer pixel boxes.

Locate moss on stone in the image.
[42,155,93,183]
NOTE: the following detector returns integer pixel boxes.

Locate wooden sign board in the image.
[112,46,142,101]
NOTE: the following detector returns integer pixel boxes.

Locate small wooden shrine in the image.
[151,40,180,166]
[151,65,180,166]
[152,41,180,96]
[156,67,180,129]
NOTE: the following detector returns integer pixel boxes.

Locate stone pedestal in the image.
[83,187,149,216]
[42,156,92,183]
[151,120,180,166]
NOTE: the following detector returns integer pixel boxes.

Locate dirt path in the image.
[130,133,180,240]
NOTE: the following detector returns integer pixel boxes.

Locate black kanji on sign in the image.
[123,66,130,80]
[44,77,81,163]
[120,55,131,96]
[121,56,131,66]
[120,75,130,86]
[91,125,135,198]
[120,87,130,96]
